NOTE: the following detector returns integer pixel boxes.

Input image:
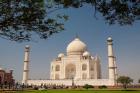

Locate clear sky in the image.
[0,5,140,83]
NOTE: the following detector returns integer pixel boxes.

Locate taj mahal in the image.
[22,37,118,86]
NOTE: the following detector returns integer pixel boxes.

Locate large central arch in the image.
[65,64,76,79]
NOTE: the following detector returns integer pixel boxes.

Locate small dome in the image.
[58,53,65,58]
[83,51,90,57]
[91,56,94,60]
[67,38,87,55]
[107,37,113,41]
[25,45,30,48]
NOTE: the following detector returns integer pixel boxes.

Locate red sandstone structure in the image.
[0,68,14,85]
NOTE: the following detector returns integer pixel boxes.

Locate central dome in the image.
[67,38,87,55]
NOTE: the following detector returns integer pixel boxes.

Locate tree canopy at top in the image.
[0,0,140,42]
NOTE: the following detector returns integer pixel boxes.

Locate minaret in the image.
[22,45,30,84]
[113,56,118,81]
[107,37,115,80]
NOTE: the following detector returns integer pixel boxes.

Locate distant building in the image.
[0,68,14,85]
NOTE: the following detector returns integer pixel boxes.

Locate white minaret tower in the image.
[107,37,115,80]
[22,45,30,84]
[113,56,118,81]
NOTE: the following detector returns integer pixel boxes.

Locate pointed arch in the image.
[65,64,76,79]
[55,74,59,80]
[82,73,87,79]
[82,64,87,71]
[55,65,60,71]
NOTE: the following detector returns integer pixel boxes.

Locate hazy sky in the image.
[0,5,140,83]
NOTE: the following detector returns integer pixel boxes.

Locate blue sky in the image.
[0,5,140,83]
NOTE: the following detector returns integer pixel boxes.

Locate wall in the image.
[28,79,115,86]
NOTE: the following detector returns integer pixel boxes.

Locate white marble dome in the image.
[58,53,65,58]
[83,51,90,57]
[67,38,87,55]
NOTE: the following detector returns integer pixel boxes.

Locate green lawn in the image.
[12,89,140,93]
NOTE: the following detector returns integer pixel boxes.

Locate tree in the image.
[138,79,140,84]
[117,76,133,89]
[0,0,66,42]
[53,0,140,25]
[0,0,140,42]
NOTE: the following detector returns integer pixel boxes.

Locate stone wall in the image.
[27,79,115,86]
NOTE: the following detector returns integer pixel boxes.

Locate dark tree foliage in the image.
[53,0,140,25]
[0,0,140,42]
[117,76,133,89]
[0,0,66,42]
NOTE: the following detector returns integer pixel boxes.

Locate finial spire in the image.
[75,33,79,39]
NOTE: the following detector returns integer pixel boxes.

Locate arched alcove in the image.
[82,73,87,79]
[82,64,87,71]
[55,74,59,80]
[65,64,76,79]
[55,65,60,71]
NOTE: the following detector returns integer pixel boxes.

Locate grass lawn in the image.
[11,89,140,93]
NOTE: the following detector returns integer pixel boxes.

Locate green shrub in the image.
[83,84,94,89]
[98,85,107,89]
